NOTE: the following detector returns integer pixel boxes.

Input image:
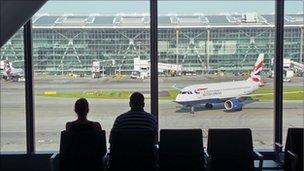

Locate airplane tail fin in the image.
[248,54,264,86]
[3,60,12,76]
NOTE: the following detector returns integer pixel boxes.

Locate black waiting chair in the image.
[207,128,263,171]
[108,129,157,171]
[275,128,303,171]
[50,130,107,171]
[159,129,205,171]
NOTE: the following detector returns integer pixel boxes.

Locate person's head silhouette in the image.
[129,92,145,109]
[74,98,89,119]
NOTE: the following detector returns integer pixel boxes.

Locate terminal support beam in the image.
[24,19,35,154]
[176,29,179,74]
[206,28,210,72]
[150,0,158,130]
[274,0,284,158]
[300,27,303,63]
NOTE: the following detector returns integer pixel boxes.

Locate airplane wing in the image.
[240,91,303,98]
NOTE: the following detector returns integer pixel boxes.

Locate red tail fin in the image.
[249,54,264,86]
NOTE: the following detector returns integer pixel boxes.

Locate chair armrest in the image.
[275,143,284,163]
[203,147,209,158]
[203,147,210,170]
[253,150,263,171]
[286,150,298,160]
[286,150,298,171]
[50,153,59,171]
[104,148,111,170]
[275,142,283,149]
[103,152,110,171]
[154,144,160,169]
[253,150,263,160]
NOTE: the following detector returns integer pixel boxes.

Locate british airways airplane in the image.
[174,54,265,113]
[2,60,24,82]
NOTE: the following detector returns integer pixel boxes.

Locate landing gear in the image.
[205,103,213,109]
[190,106,195,114]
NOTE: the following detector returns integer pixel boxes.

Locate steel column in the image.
[206,28,210,72]
[176,29,179,74]
[300,27,303,63]
[150,0,158,130]
[24,19,35,154]
[274,0,284,156]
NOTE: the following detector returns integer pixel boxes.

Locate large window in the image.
[0,29,26,152]
[158,1,278,148]
[1,0,303,153]
[33,1,150,150]
[282,1,304,145]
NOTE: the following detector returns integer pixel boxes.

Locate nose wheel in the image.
[191,106,195,114]
[187,106,195,114]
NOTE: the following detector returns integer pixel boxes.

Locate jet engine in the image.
[224,99,243,111]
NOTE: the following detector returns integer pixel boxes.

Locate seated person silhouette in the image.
[111,92,157,131]
[109,92,157,171]
[66,98,102,132]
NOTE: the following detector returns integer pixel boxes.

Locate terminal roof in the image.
[33,14,304,28]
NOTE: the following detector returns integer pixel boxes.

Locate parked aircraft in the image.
[1,60,24,82]
[174,54,266,113]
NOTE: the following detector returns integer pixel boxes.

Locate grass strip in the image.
[37,87,303,100]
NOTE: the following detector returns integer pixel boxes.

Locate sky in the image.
[37,1,304,15]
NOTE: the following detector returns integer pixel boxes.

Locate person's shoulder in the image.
[116,112,130,120]
[92,121,102,131]
[112,112,129,129]
[143,111,156,119]
[65,121,73,131]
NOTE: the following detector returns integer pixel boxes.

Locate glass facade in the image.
[1,14,303,74]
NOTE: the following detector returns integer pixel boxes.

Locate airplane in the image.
[1,60,24,82]
[174,54,266,113]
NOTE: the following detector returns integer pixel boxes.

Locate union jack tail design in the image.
[249,54,264,86]
[4,61,12,76]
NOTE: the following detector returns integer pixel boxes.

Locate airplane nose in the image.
[175,94,182,102]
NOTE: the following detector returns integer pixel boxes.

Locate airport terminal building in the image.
[1,13,303,74]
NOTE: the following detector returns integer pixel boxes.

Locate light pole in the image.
[176,29,179,75]
[138,41,141,60]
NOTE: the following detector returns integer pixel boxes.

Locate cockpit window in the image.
[180,91,192,94]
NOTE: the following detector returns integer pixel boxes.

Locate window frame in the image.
[19,0,285,156]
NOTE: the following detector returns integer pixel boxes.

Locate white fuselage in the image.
[175,79,259,106]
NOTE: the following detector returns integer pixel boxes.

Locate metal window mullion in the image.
[274,0,284,156]
[150,0,158,130]
[24,19,35,154]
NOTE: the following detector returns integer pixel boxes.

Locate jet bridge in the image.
[290,61,304,76]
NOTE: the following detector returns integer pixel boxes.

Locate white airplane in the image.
[174,54,265,113]
[2,60,24,82]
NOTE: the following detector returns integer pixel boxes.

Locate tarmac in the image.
[0,75,303,151]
